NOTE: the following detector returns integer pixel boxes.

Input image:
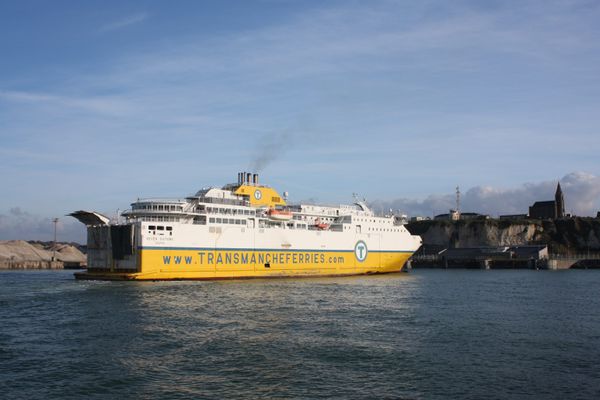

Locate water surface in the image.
[1,270,599,399]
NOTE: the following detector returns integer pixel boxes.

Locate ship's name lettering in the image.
[162,252,330,265]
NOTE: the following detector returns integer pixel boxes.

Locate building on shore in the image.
[529,183,565,219]
[499,214,528,220]
[434,211,489,221]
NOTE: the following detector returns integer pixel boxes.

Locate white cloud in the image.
[0,90,136,116]
[373,172,600,217]
[0,208,86,243]
[99,12,148,33]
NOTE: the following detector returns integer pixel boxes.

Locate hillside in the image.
[406,217,600,254]
[0,240,86,269]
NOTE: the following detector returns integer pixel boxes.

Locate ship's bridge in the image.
[129,199,187,212]
[122,198,190,223]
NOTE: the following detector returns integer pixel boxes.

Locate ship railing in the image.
[124,209,188,215]
[182,206,207,214]
[134,198,188,204]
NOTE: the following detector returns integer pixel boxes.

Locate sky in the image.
[1,0,600,243]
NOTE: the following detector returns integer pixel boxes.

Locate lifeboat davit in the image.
[267,208,293,221]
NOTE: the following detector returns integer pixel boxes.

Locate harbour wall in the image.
[0,260,65,269]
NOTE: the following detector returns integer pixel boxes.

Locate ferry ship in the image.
[70,173,422,280]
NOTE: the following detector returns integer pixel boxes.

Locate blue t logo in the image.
[354,241,368,262]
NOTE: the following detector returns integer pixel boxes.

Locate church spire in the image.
[555,182,565,218]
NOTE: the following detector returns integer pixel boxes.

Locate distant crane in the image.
[52,218,59,261]
[456,185,461,215]
[450,185,461,221]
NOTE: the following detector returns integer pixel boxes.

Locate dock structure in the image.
[412,245,550,269]
[547,254,600,269]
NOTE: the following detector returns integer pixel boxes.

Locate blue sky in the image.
[1,0,600,242]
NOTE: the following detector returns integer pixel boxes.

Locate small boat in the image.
[267,208,293,221]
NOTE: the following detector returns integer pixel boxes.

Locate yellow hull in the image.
[75,248,413,281]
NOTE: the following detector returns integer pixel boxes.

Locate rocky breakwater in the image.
[406,217,600,254]
[0,240,86,269]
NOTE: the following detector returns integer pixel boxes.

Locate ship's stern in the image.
[69,212,141,280]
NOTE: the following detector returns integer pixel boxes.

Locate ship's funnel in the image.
[246,172,252,185]
[253,173,258,185]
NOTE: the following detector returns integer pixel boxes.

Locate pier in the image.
[414,245,548,269]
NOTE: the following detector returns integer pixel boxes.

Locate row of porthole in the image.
[356,218,392,223]
[204,206,255,216]
[140,216,179,222]
[368,227,400,232]
[209,218,248,225]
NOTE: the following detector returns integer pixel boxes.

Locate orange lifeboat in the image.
[314,218,329,230]
[267,208,293,221]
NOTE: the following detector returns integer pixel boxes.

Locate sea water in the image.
[1,269,599,399]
